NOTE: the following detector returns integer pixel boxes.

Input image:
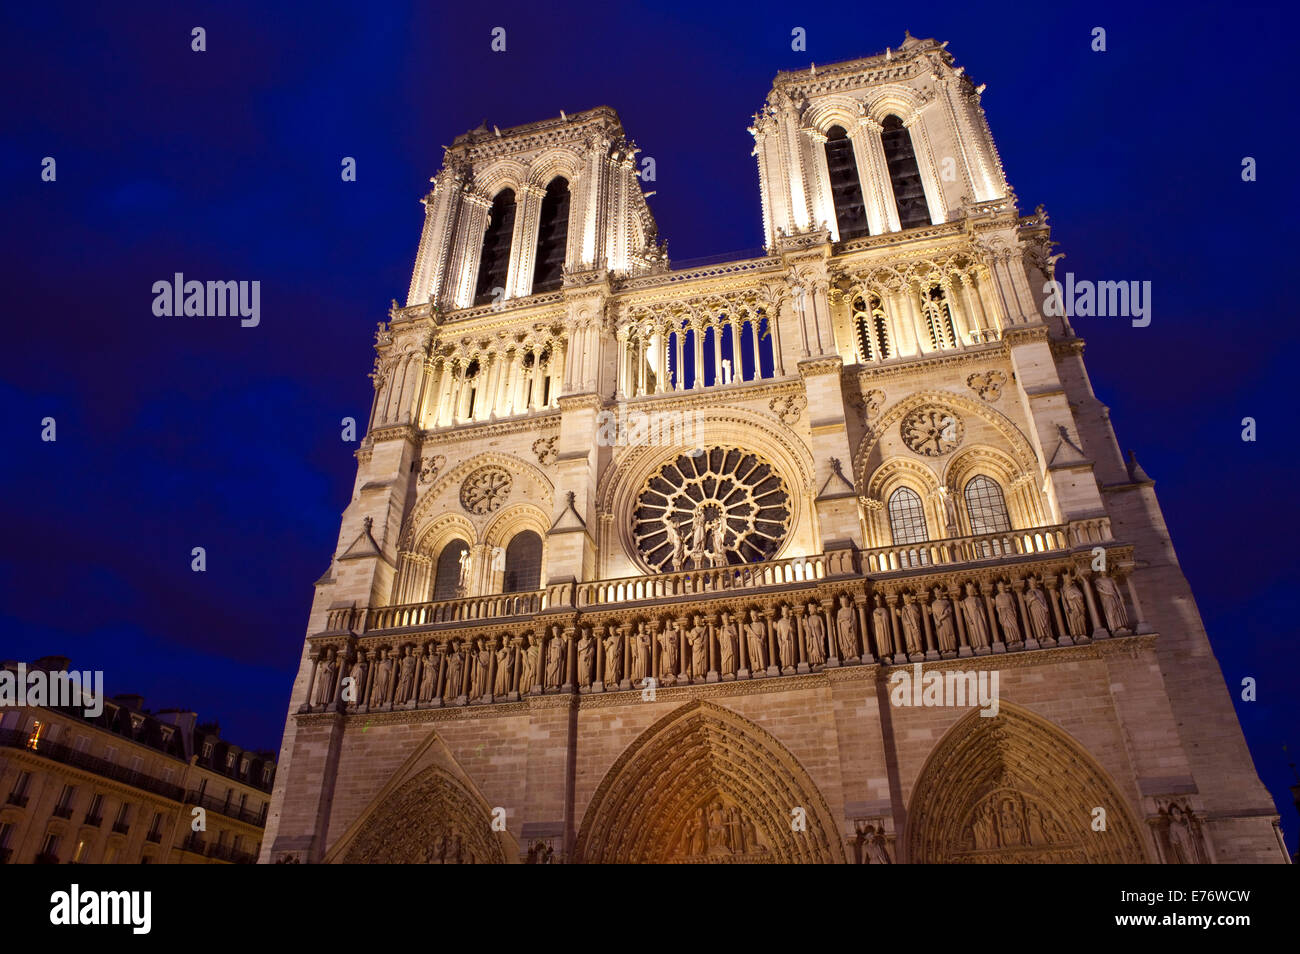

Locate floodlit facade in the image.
[263,35,1285,864]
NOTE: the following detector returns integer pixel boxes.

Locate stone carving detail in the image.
[1092,573,1131,634]
[967,370,1007,402]
[1153,799,1210,864]
[632,447,792,573]
[768,393,807,425]
[964,789,1070,856]
[313,648,337,706]
[340,765,507,864]
[671,796,768,861]
[854,820,892,864]
[900,405,964,457]
[848,387,886,418]
[418,454,446,484]
[531,436,558,465]
[459,465,513,514]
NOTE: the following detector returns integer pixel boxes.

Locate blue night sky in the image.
[2,1,1296,850]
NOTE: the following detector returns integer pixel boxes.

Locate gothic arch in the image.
[575,700,845,863]
[801,96,864,136]
[325,734,517,864]
[412,512,477,559]
[861,85,929,126]
[525,148,583,192]
[400,451,555,549]
[473,158,529,197]
[852,389,1039,496]
[904,703,1150,864]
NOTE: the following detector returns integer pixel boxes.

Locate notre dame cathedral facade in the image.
[262,36,1285,864]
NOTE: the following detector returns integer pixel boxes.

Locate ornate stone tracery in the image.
[460,465,513,514]
[631,447,793,572]
[900,404,964,456]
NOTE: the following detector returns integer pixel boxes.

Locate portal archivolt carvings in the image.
[336,764,510,864]
[905,704,1150,864]
[576,700,845,863]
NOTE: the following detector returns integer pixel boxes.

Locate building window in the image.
[887,487,929,545]
[473,188,517,305]
[880,115,932,229]
[852,295,891,361]
[54,784,76,818]
[72,837,89,864]
[531,177,570,293]
[824,125,868,240]
[39,832,60,863]
[201,741,213,760]
[433,540,469,601]
[964,475,1012,535]
[25,720,43,750]
[501,531,542,593]
[86,793,104,825]
[8,771,31,806]
[262,766,273,785]
[922,285,957,348]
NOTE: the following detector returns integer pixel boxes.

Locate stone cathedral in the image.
[262,36,1285,864]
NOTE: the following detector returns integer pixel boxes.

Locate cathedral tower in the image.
[261,36,1284,864]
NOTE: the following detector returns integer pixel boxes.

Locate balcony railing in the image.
[51,805,73,819]
[366,590,547,632]
[111,821,130,835]
[862,527,1069,574]
[5,793,28,808]
[0,730,186,802]
[84,813,102,827]
[184,790,267,827]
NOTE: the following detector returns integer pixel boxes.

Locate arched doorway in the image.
[335,764,509,864]
[576,700,845,863]
[904,703,1150,863]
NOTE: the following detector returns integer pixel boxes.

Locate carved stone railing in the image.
[576,549,856,607]
[366,590,546,632]
[863,526,1070,574]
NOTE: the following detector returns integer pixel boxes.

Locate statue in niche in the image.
[835,594,859,660]
[443,642,463,701]
[417,644,439,702]
[999,797,1024,847]
[775,605,795,671]
[962,582,991,650]
[941,487,960,537]
[726,806,742,852]
[901,593,924,656]
[931,586,957,653]
[866,826,892,864]
[709,520,728,568]
[1024,576,1053,642]
[431,833,445,863]
[745,609,767,671]
[690,508,708,561]
[1166,803,1199,864]
[1061,570,1087,637]
[446,832,462,864]
[802,601,826,667]
[972,802,997,850]
[657,620,679,682]
[688,615,709,679]
[314,648,338,705]
[740,814,759,854]
[717,612,738,676]
[457,548,472,593]
[603,626,623,685]
[494,637,514,696]
[371,648,394,705]
[1026,802,1050,846]
[994,581,1022,645]
[471,638,491,699]
[804,602,826,662]
[545,628,565,689]
[576,628,595,688]
[1092,573,1130,633]
[872,593,894,659]
[707,801,728,855]
[664,519,685,572]
[347,652,368,709]
[688,816,706,857]
[518,635,538,694]
[630,623,651,684]
[395,646,417,703]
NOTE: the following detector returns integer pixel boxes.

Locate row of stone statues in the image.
[303,568,1137,710]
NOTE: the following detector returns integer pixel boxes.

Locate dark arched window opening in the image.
[881,115,932,230]
[531,178,570,293]
[502,531,542,593]
[853,295,891,361]
[964,475,1011,535]
[433,540,469,600]
[887,486,930,568]
[824,125,868,240]
[924,285,957,348]
[474,189,516,305]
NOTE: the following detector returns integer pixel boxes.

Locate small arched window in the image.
[964,475,1011,535]
[502,530,542,593]
[531,177,570,293]
[880,115,932,230]
[887,487,929,545]
[923,285,957,349]
[474,189,516,305]
[853,295,891,362]
[433,540,469,600]
[824,125,868,240]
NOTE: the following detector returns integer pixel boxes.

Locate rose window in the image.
[632,447,792,572]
